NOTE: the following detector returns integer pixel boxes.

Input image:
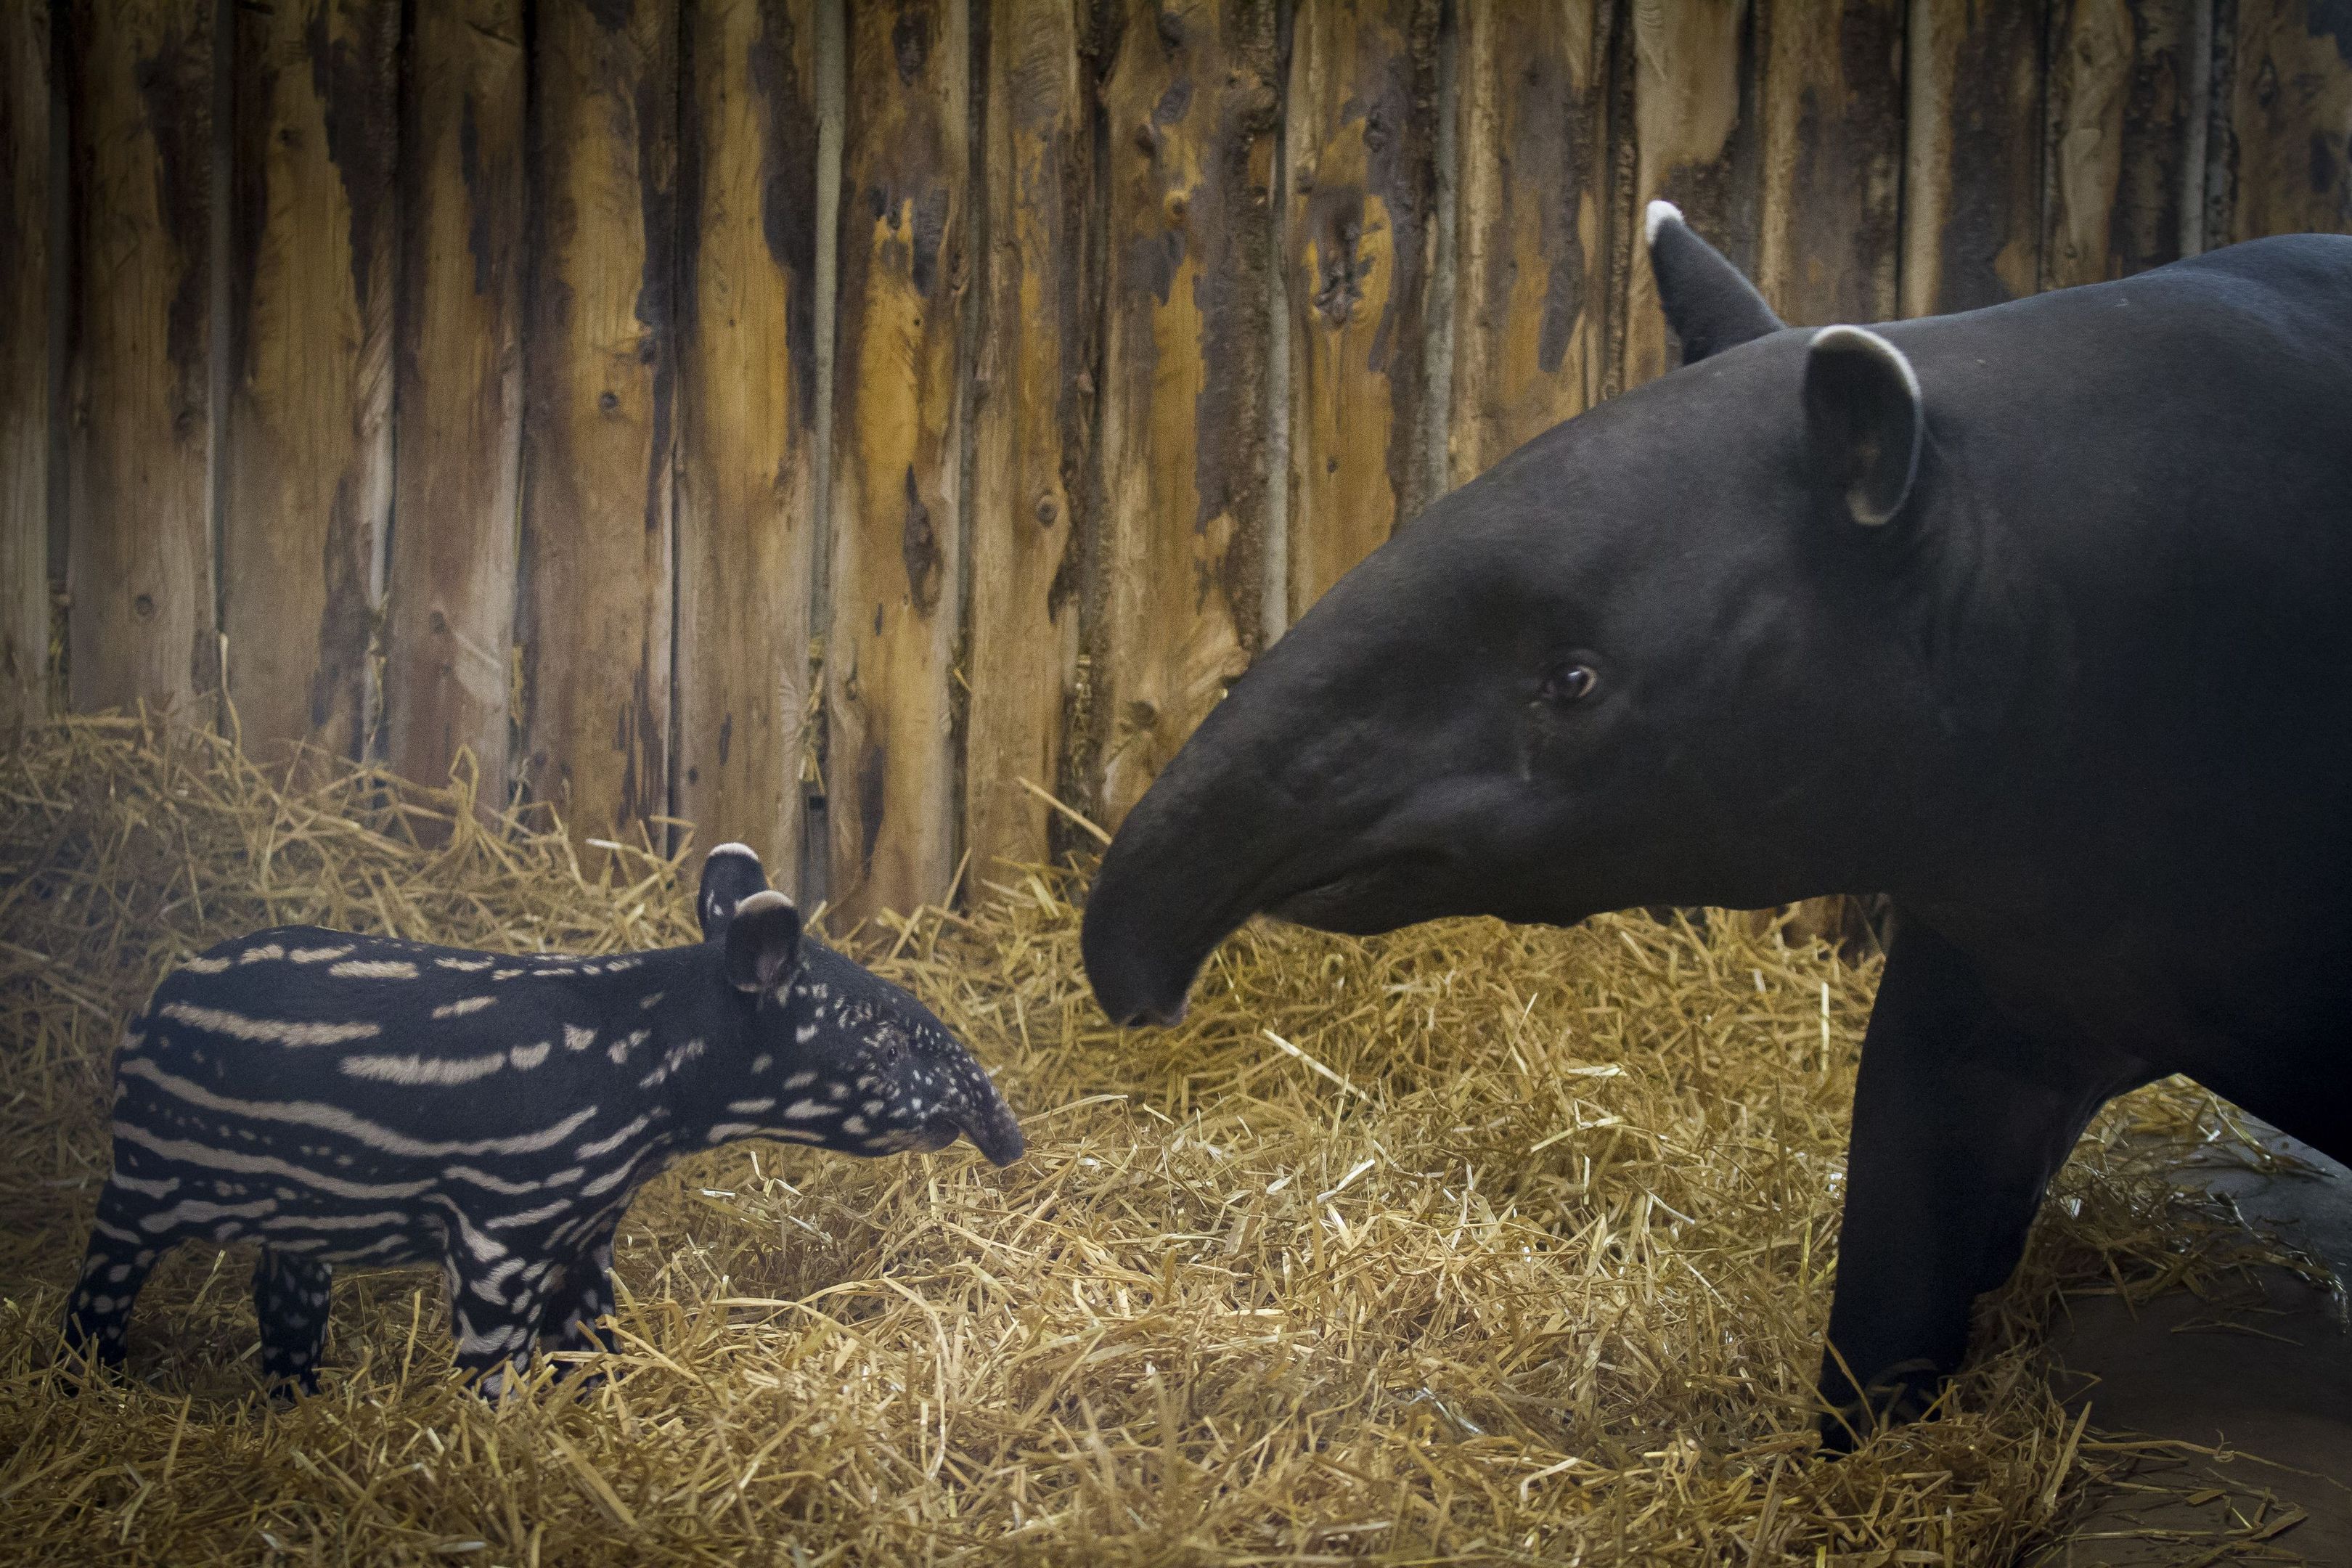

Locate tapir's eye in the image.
[1540,663,1598,705]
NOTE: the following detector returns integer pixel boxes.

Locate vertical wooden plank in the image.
[1621,0,1755,385]
[517,0,679,844]
[674,0,822,881]
[1094,0,1279,825]
[1447,0,1612,484]
[1283,0,1441,619]
[825,0,968,920]
[1755,0,1904,324]
[2045,0,2205,287]
[65,0,217,719]
[2226,0,2352,239]
[383,0,526,806]
[965,0,1091,880]
[222,0,398,767]
[0,1,49,730]
[1902,0,2049,315]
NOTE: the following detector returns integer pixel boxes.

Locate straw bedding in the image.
[0,716,2308,1565]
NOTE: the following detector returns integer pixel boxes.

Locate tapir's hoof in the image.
[1816,1358,1945,1455]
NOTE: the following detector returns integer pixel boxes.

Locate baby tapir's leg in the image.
[253,1250,333,1395]
[442,1240,554,1400]
[60,1187,163,1376]
[542,1230,620,1367]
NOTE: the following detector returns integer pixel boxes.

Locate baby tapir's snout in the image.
[62,840,1021,1399]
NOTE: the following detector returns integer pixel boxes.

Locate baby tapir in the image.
[62,842,1022,1396]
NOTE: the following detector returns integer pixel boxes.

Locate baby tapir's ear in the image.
[698,842,769,942]
[724,891,803,993]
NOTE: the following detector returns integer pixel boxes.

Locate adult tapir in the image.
[1081,205,2352,1449]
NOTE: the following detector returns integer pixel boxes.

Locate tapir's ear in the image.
[1647,200,1783,364]
[724,890,803,993]
[1803,324,1923,526]
[697,842,769,942]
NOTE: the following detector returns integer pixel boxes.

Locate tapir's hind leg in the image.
[60,1186,162,1377]
[1819,920,2151,1452]
[253,1249,334,1395]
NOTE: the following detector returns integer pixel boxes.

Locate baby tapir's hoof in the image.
[1816,1357,1945,1455]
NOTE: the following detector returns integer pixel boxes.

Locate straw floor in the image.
[0,716,2310,1565]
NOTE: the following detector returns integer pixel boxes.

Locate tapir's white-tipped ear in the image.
[1804,325,1923,526]
[697,842,769,942]
[1649,201,1784,364]
[724,889,803,993]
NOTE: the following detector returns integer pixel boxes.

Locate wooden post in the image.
[2044,0,2206,287]
[1283,0,1442,620]
[965,0,1092,883]
[1755,0,1904,325]
[516,0,679,847]
[1902,0,2050,314]
[65,0,218,721]
[223,0,399,769]
[383,0,526,809]
[1447,0,1613,485]
[825,0,969,920]
[1094,0,1279,826]
[1622,0,1757,385]
[1,1,49,730]
[674,0,824,885]
[2224,0,2352,240]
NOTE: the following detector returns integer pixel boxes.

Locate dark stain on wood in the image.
[134,17,213,413]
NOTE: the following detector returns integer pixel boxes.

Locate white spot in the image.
[637,1037,706,1090]
[703,1122,764,1143]
[179,955,231,975]
[564,1024,596,1052]
[783,1099,836,1121]
[158,1002,380,1048]
[783,1071,816,1090]
[727,1098,775,1115]
[436,956,494,973]
[239,943,286,965]
[795,1024,819,1043]
[340,1050,507,1087]
[607,1029,649,1065]
[493,969,524,981]
[862,1100,884,1115]
[327,960,420,979]
[430,995,497,1020]
[289,944,354,964]
[1645,198,1682,245]
[750,1055,772,1074]
[509,1041,551,1071]
[842,1116,867,1135]
[639,992,665,1010]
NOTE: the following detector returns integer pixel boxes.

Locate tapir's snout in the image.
[939,1056,1026,1166]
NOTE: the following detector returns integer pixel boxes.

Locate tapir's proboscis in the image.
[1082,210,2352,1450]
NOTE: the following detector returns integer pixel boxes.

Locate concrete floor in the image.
[2038,1128,2352,1566]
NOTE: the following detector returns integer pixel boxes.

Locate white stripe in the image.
[159,1001,380,1048]
[289,944,354,964]
[431,995,497,1020]
[579,1150,655,1199]
[442,1164,584,1195]
[329,959,419,979]
[91,1219,142,1245]
[138,1197,276,1233]
[108,1168,180,1198]
[179,955,231,974]
[118,1055,598,1158]
[727,1098,775,1116]
[340,1051,507,1087]
[509,1042,551,1071]
[436,957,494,973]
[113,1119,436,1201]
[260,1209,409,1231]
[576,1115,650,1161]
[486,1199,573,1230]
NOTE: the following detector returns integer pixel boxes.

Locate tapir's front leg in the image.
[1820,920,2147,1451]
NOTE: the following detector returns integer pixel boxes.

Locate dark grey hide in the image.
[63,842,1021,1396]
[1082,205,2352,1450]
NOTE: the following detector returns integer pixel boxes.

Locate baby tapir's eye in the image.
[1540,663,1598,705]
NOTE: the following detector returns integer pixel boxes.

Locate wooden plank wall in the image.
[29,0,2352,917]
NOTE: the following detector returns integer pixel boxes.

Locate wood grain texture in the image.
[517,0,679,845]
[1283,0,1441,618]
[1622,0,1757,385]
[1902,0,2049,314]
[383,0,526,807]
[1755,0,1903,324]
[2045,0,2205,286]
[2226,0,2352,238]
[1094,0,1280,825]
[965,0,1091,878]
[65,0,217,719]
[0,1,49,730]
[1447,0,1612,484]
[825,0,969,920]
[223,0,398,767]
[674,0,822,881]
